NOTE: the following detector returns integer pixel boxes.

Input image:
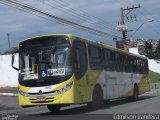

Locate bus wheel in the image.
[133,85,139,101]
[47,105,61,114]
[88,85,104,110]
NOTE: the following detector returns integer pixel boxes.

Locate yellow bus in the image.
[11,34,150,112]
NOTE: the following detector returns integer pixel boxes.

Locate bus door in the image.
[73,40,88,103]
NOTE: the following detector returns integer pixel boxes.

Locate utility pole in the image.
[119,5,141,42]
[7,33,11,53]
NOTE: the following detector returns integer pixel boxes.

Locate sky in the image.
[0,0,160,52]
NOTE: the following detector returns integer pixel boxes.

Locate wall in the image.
[0,55,18,87]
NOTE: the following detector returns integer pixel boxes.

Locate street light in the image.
[130,19,154,37]
[7,33,11,53]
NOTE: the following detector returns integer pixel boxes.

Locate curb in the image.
[0,93,18,96]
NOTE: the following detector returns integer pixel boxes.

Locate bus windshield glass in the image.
[19,36,73,82]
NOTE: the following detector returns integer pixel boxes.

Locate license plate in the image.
[37,96,46,102]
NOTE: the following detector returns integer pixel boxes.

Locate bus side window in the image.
[125,56,129,72]
[115,53,120,71]
[134,58,138,73]
[75,49,81,69]
[73,40,87,80]
[124,55,128,72]
[139,59,143,73]
[103,49,111,70]
[119,54,123,72]
[110,51,115,71]
[88,45,102,69]
[144,60,149,73]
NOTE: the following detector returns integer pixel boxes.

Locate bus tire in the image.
[133,84,139,101]
[88,85,104,109]
[47,105,61,114]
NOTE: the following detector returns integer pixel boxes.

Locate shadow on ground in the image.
[34,95,155,115]
[0,104,16,111]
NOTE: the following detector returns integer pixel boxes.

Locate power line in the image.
[117,1,157,41]
[50,0,115,27]
[117,0,156,38]
[118,0,146,24]
[0,0,121,39]
[40,1,109,29]
[125,0,160,38]
[37,0,118,35]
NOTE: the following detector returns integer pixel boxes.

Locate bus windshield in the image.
[19,36,73,85]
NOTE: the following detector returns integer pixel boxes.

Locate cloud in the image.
[0,0,160,51]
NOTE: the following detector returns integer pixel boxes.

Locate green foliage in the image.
[149,70,160,83]
[155,41,160,59]
[144,41,160,59]
[144,41,154,58]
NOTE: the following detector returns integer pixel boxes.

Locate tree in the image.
[155,40,160,59]
[144,41,153,58]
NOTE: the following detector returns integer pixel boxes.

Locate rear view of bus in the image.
[12,35,75,112]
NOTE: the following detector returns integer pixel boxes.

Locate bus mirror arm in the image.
[11,55,14,65]
[12,64,19,71]
[11,50,19,71]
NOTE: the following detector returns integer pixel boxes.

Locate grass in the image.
[149,70,160,83]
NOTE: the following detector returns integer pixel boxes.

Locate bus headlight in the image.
[19,90,29,97]
[56,82,73,94]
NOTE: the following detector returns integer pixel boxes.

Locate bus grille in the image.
[29,97,54,103]
[28,91,54,95]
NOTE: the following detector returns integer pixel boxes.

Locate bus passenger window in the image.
[89,45,102,69]
[73,40,87,80]
[144,60,149,73]
[110,51,115,71]
[103,49,111,70]
[115,53,120,71]
[75,49,81,69]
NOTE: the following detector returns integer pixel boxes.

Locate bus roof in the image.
[74,35,147,60]
[20,34,147,60]
[19,34,73,44]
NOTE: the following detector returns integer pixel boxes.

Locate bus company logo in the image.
[58,69,65,74]
[47,68,65,76]
[47,69,54,76]
[54,68,65,74]
[39,90,43,95]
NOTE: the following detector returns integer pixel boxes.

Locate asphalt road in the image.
[0,89,160,120]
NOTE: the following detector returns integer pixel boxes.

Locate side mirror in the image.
[11,55,15,65]
[11,51,19,71]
